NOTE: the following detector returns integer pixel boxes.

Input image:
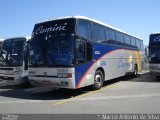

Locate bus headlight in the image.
[57,73,72,78]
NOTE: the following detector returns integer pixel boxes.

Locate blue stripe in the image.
[75,43,138,88]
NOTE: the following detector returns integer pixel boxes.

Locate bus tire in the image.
[134,64,138,76]
[93,70,104,90]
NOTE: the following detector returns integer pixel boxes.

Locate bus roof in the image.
[150,32,160,35]
[4,36,31,41]
[36,16,143,40]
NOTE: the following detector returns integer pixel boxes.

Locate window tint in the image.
[136,39,141,50]
[92,23,105,41]
[76,39,86,60]
[106,28,116,41]
[131,37,136,46]
[75,39,92,64]
[77,20,90,40]
[116,32,123,43]
[140,40,144,50]
[124,35,131,45]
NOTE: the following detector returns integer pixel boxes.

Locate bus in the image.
[29,16,144,90]
[0,37,30,84]
[149,33,160,77]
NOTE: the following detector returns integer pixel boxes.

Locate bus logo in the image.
[153,36,160,42]
[33,23,68,37]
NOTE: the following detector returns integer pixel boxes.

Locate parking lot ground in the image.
[0,71,160,114]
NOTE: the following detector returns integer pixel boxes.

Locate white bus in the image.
[0,37,30,84]
[29,16,144,90]
[149,33,160,77]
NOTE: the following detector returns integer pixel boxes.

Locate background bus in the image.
[149,33,160,77]
[0,39,3,50]
[29,16,144,90]
[0,37,30,84]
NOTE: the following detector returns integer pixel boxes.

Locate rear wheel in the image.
[93,70,104,90]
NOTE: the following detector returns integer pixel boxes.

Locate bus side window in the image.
[131,37,136,47]
[75,38,92,64]
[124,35,131,45]
[77,20,90,40]
[92,23,105,42]
[76,39,86,62]
[106,28,116,44]
[136,39,141,50]
[116,32,124,44]
[140,40,144,51]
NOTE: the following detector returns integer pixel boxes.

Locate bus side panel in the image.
[75,62,94,88]
[135,51,142,72]
[103,49,137,80]
[75,44,140,89]
[75,44,115,88]
[93,44,137,80]
[75,43,114,89]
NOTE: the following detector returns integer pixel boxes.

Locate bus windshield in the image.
[149,45,160,63]
[149,34,160,63]
[0,38,26,66]
[29,18,75,67]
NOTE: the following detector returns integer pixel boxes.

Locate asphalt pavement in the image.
[0,71,160,114]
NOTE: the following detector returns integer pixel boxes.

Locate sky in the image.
[0,0,160,46]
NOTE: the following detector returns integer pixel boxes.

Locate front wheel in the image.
[93,70,104,90]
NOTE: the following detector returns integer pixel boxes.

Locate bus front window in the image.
[149,46,160,63]
[30,18,76,67]
[29,37,44,66]
[0,39,25,67]
[30,33,74,66]
[47,33,74,66]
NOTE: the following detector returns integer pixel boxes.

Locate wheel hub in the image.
[95,74,102,86]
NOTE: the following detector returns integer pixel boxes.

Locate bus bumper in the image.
[29,77,75,89]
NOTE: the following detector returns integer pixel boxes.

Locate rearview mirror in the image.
[145,46,148,57]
